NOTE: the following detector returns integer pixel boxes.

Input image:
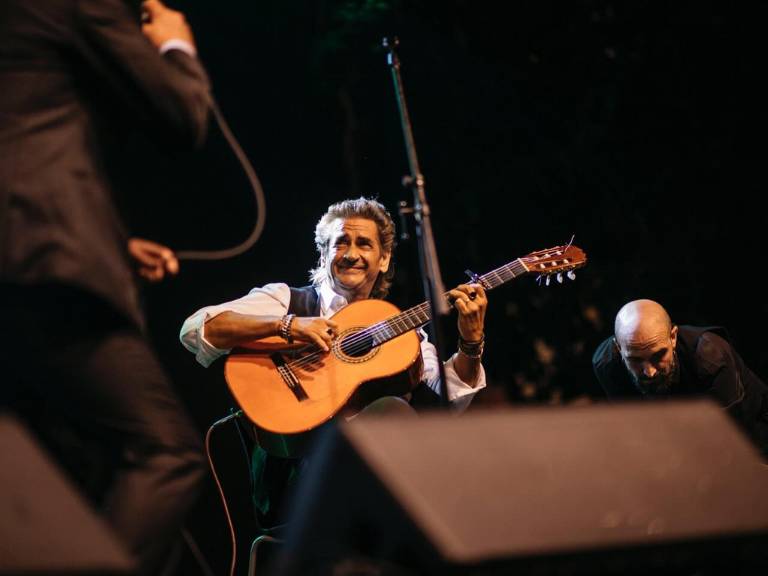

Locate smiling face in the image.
[323,217,391,302]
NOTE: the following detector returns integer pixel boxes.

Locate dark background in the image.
[125,1,766,572]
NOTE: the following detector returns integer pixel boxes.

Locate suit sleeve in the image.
[74,0,211,146]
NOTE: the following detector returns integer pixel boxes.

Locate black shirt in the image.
[592,326,768,456]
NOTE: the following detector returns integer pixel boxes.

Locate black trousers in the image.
[1,285,205,575]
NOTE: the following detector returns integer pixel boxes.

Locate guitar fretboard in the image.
[359,258,529,347]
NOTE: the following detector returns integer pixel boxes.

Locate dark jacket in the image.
[593,325,768,456]
[0,0,210,326]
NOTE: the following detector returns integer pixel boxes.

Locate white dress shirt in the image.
[180,282,486,411]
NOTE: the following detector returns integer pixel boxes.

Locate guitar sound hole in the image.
[340,333,373,357]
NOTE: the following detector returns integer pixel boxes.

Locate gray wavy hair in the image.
[309,197,397,299]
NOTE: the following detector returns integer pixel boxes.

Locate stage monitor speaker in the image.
[0,414,134,574]
[273,399,768,575]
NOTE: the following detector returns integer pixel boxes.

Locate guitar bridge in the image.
[271,353,309,402]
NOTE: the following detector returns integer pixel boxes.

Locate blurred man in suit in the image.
[0,1,211,572]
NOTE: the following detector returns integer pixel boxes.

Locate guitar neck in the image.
[365,258,529,347]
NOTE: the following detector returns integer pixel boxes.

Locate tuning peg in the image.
[567,270,576,281]
[557,272,563,284]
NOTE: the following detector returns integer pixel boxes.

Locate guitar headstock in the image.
[521,244,587,285]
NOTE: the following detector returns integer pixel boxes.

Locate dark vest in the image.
[287,285,321,318]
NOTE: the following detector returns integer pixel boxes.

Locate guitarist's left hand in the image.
[449,283,487,342]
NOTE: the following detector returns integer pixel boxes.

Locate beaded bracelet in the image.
[278,314,295,343]
[458,334,484,359]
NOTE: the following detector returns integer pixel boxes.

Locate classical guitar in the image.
[225,244,587,434]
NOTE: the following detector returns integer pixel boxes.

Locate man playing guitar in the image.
[181,196,488,416]
[180,197,487,523]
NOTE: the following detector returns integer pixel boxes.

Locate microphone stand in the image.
[383,37,450,407]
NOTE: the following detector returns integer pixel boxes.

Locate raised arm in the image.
[76,0,211,145]
[447,283,488,385]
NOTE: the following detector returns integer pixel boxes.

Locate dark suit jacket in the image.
[0,0,210,326]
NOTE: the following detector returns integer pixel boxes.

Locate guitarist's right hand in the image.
[290,317,338,352]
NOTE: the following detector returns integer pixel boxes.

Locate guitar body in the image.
[225,299,421,435]
[224,243,587,438]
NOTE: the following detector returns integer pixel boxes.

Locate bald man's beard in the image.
[629,354,678,396]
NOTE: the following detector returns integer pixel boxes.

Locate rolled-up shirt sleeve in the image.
[418,329,486,412]
[179,283,290,367]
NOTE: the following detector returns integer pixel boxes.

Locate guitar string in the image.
[281,253,581,372]
[281,258,533,372]
[329,252,582,358]
[278,250,582,373]
[282,260,527,371]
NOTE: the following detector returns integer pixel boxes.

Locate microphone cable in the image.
[176,95,266,261]
[205,409,246,576]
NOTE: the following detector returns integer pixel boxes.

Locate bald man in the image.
[592,300,768,456]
